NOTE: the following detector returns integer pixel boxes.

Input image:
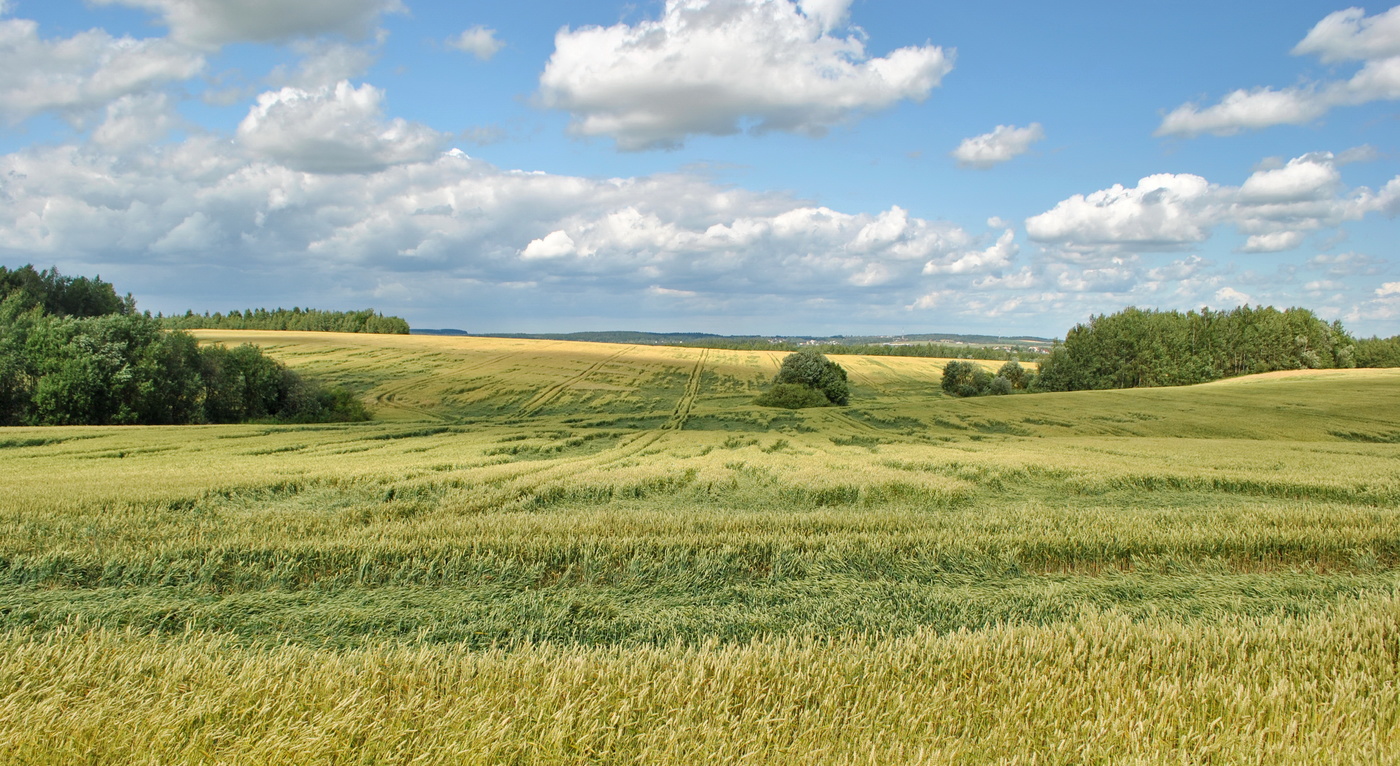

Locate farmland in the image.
[2,330,1398,763]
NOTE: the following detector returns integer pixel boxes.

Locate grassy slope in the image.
[1,331,1397,763]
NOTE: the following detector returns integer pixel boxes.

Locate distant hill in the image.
[411,329,1055,348]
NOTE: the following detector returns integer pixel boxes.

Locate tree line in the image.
[0,266,368,426]
[1030,305,1386,393]
[162,307,410,334]
[687,339,1042,361]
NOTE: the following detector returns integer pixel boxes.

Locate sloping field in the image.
[2,331,1398,763]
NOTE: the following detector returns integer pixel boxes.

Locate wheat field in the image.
[2,331,1397,763]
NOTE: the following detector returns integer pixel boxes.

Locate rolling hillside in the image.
[1,330,1397,763]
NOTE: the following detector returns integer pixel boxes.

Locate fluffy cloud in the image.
[1239,231,1306,253]
[923,230,1018,275]
[449,27,504,61]
[1027,153,1396,256]
[1307,251,1386,277]
[538,0,953,150]
[1237,154,1341,203]
[1213,287,1252,306]
[270,39,380,90]
[1025,173,1215,250]
[0,17,203,124]
[236,82,451,173]
[0,136,988,316]
[91,92,181,149]
[1346,279,1400,323]
[521,230,578,260]
[951,123,1044,169]
[92,0,404,48]
[1292,6,1400,63]
[1157,6,1400,137]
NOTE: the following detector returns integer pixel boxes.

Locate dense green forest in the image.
[163,307,410,334]
[1031,305,1385,392]
[1354,334,1400,368]
[0,266,368,426]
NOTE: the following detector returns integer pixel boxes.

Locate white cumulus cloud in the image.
[92,0,404,48]
[1026,152,1396,257]
[1213,287,1252,306]
[449,26,504,61]
[1238,154,1341,203]
[237,81,450,174]
[1025,173,1215,250]
[0,136,987,317]
[1157,5,1400,137]
[951,123,1044,169]
[0,17,203,124]
[521,230,579,260]
[1292,6,1400,63]
[270,39,380,90]
[91,92,180,149]
[923,229,1018,275]
[537,0,954,150]
[1239,231,1306,253]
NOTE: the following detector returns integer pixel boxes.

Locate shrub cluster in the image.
[940,360,1029,397]
[0,266,369,426]
[755,349,849,408]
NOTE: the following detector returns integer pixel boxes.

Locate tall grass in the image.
[2,332,1397,761]
[2,598,1396,764]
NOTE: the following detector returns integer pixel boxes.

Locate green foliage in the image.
[753,382,831,409]
[763,349,849,407]
[1034,305,1359,392]
[0,264,132,318]
[996,361,1028,389]
[1354,335,1400,368]
[940,360,994,397]
[0,267,370,425]
[163,307,410,334]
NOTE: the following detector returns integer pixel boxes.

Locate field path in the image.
[371,377,451,422]
[821,409,900,439]
[664,350,708,430]
[517,347,634,417]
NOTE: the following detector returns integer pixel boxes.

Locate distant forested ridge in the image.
[0,265,368,426]
[1032,306,1382,392]
[458,330,1046,361]
[163,307,410,334]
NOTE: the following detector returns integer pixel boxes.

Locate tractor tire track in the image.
[664,350,708,430]
[463,429,671,509]
[368,351,523,422]
[517,348,633,417]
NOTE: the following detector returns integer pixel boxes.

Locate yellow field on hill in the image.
[2,330,1398,764]
[190,329,1013,424]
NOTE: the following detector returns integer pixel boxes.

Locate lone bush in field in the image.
[754,382,831,409]
[944,360,1022,397]
[997,361,1028,390]
[757,349,849,407]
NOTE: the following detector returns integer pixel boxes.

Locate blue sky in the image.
[1,0,1397,337]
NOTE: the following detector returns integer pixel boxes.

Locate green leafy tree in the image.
[759,349,849,407]
[0,266,372,425]
[996,360,1028,389]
